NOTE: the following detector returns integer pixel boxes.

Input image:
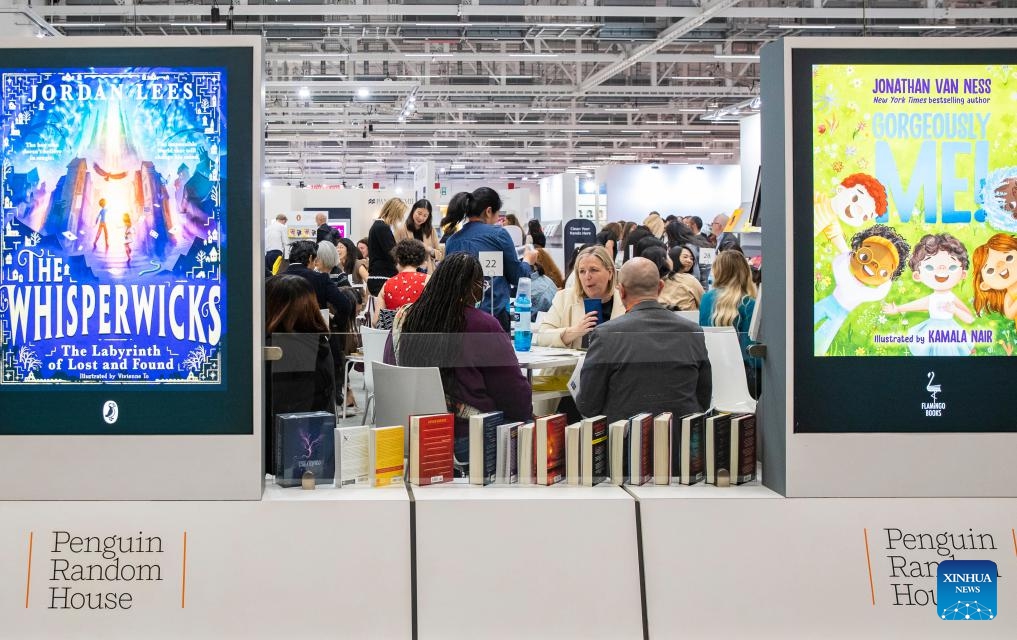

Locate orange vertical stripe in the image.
[864,528,875,606]
[24,531,33,609]
[1011,529,1016,558]
[181,531,188,608]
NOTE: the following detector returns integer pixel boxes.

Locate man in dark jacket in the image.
[315,213,338,244]
[284,241,353,319]
[576,258,711,423]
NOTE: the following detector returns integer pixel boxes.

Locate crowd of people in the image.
[263,188,762,472]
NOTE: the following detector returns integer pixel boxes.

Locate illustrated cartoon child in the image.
[815,173,889,254]
[93,198,109,251]
[883,233,975,356]
[814,224,910,356]
[123,213,134,266]
[972,233,1017,325]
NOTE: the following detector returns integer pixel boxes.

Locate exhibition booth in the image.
[1,35,1015,639]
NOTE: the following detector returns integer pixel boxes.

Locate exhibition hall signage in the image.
[0,44,255,435]
[792,48,1017,432]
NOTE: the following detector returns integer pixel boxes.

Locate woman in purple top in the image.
[384,253,533,467]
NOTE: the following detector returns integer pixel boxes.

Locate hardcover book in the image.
[517,423,535,486]
[469,411,503,486]
[580,415,608,487]
[409,413,455,486]
[675,412,706,485]
[274,411,336,488]
[705,412,733,485]
[565,423,581,486]
[729,413,757,485]
[627,413,653,486]
[608,419,629,486]
[652,413,672,485]
[370,425,405,487]
[535,413,567,486]
[495,422,521,484]
[335,425,369,487]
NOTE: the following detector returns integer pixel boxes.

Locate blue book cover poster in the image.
[1,67,226,385]
[937,559,997,621]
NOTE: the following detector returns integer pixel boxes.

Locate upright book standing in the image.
[335,425,369,487]
[627,413,653,486]
[705,412,733,485]
[370,425,405,487]
[675,412,706,485]
[608,419,629,486]
[652,413,671,485]
[274,411,336,487]
[729,413,757,485]
[535,413,567,485]
[495,422,521,484]
[469,411,502,486]
[565,422,581,486]
[517,423,535,486]
[409,413,454,486]
[580,415,608,487]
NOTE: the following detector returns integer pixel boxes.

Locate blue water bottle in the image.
[513,277,532,352]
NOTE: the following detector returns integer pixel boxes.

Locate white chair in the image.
[504,224,524,246]
[533,311,548,332]
[701,326,756,414]
[674,310,700,324]
[371,362,451,462]
[359,326,390,424]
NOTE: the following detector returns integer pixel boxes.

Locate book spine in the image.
[484,423,498,485]
[689,419,705,484]
[591,421,608,484]
[734,417,756,484]
[653,419,669,486]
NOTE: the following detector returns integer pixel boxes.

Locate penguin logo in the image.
[102,400,119,425]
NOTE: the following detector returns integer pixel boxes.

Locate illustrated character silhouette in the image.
[123,212,134,266]
[93,198,109,251]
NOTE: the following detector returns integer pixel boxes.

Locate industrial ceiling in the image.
[9,0,1017,183]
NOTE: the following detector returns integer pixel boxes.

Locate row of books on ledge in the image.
[273,409,756,489]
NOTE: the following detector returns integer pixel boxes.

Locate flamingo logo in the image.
[926,371,941,403]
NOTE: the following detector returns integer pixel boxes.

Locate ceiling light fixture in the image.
[357,87,370,98]
[714,54,760,60]
[509,53,559,58]
[298,87,311,99]
[404,53,455,58]
[773,24,837,30]
[286,22,351,27]
[414,22,475,27]
[897,24,957,30]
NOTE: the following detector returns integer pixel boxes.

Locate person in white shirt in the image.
[265,214,288,272]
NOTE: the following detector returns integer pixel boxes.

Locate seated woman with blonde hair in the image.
[535,245,625,349]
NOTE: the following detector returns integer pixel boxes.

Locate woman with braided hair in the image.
[383,252,532,466]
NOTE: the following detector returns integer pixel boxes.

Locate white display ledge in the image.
[626,476,781,501]
[0,481,411,639]
[635,495,1017,638]
[411,483,644,640]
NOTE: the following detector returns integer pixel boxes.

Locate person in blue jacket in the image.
[441,187,537,331]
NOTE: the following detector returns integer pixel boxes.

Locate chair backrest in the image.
[360,326,390,392]
[534,311,548,331]
[674,310,700,324]
[504,225,524,246]
[701,326,756,413]
[371,362,448,445]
